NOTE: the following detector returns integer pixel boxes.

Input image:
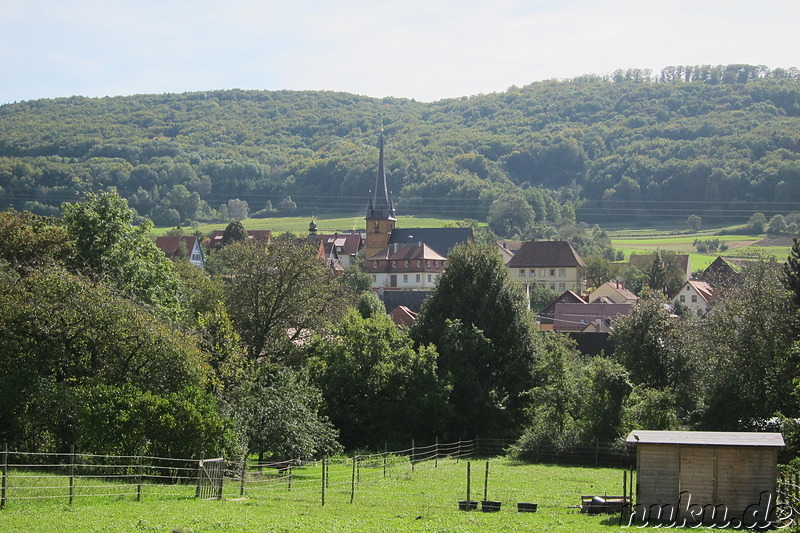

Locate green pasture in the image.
[0,457,682,533]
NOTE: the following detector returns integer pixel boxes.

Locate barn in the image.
[626,430,784,525]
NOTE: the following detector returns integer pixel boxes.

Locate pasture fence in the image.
[0,437,638,510]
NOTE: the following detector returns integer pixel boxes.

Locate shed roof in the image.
[626,430,784,447]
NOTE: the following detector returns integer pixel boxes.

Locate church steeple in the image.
[366,134,396,221]
[365,134,396,259]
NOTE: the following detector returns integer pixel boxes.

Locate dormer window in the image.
[434,261,440,269]
[404,261,409,269]
[426,260,431,269]
[391,261,397,269]
[373,260,378,269]
[416,260,421,268]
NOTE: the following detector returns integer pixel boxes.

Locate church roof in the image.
[388,227,472,258]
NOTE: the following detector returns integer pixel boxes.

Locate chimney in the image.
[418,241,422,248]
[393,243,398,254]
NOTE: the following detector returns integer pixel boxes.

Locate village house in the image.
[672,279,714,316]
[205,229,273,250]
[588,281,638,304]
[629,252,692,283]
[551,302,633,333]
[154,235,204,268]
[506,240,585,294]
[365,242,446,289]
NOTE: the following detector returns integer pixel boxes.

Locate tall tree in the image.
[411,244,541,437]
[221,237,352,363]
[61,191,183,319]
[309,310,450,449]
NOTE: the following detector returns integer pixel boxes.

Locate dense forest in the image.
[1,64,799,230]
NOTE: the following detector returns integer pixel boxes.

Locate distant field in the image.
[610,228,793,273]
[154,215,470,236]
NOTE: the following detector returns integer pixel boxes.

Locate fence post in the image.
[466,461,471,503]
[411,439,415,472]
[321,456,326,506]
[239,456,246,497]
[457,440,461,463]
[595,437,599,467]
[435,437,439,469]
[350,455,357,504]
[483,461,489,501]
[288,463,293,492]
[1,443,7,510]
[137,450,143,502]
[383,444,387,478]
[69,445,75,506]
[195,452,204,499]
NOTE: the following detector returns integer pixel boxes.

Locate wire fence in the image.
[0,437,637,510]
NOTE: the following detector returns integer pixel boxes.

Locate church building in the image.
[363,135,472,290]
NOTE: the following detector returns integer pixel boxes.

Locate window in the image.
[403,274,408,283]
[434,261,440,269]
[559,269,566,277]
[539,269,546,277]
[691,295,698,303]
[519,269,526,277]
[404,261,409,269]
[559,283,566,290]
[679,295,686,302]
[550,284,556,290]
[373,260,378,269]
[531,270,536,278]
[416,260,421,268]
[550,269,556,277]
[416,274,421,282]
[391,261,396,269]
[427,274,432,282]
[372,275,377,282]
[426,260,431,269]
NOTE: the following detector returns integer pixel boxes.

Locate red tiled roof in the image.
[506,240,585,268]
[316,233,363,256]
[389,305,418,328]
[155,235,198,258]
[552,302,633,332]
[687,280,714,302]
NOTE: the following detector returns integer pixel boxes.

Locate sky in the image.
[1,0,799,105]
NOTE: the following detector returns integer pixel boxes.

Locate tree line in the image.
[1,64,799,236]
[2,192,799,461]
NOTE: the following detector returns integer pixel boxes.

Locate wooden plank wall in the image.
[637,444,778,523]
[637,444,679,513]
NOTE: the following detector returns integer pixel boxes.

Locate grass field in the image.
[154,214,470,236]
[0,457,675,532]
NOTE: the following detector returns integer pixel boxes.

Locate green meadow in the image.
[0,457,678,533]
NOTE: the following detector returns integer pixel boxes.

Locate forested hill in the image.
[1,64,799,228]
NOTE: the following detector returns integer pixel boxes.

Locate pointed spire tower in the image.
[365,133,396,258]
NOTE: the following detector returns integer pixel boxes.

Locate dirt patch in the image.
[752,235,796,247]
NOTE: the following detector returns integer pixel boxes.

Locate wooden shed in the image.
[626,431,784,524]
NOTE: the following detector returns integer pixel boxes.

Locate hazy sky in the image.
[2,0,798,105]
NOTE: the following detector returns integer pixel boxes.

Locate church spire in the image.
[366,134,396,221]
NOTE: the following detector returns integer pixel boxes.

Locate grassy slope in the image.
[0,458,680,533]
